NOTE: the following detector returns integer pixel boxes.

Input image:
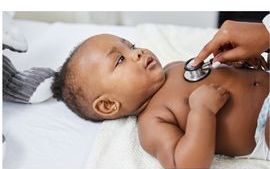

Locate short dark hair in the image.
[51,42,104,122]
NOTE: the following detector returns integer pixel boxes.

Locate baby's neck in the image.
[135,72,167,116]
[135,98,152,115]
[136,83,166,115]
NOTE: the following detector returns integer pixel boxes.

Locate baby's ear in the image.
[92,95,121,118]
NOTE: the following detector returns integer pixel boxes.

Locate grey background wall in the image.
[14,11,218,28]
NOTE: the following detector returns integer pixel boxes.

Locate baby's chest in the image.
[157,87,191,131]
[170,95,190,131]
[155,73,196,131]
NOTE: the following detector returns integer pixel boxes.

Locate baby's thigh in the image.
[265,117,270,149]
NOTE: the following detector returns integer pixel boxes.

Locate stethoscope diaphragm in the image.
[183,57,212,82]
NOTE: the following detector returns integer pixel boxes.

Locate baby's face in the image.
[73,34,165,119]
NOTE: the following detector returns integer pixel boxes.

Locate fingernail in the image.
[191,60,197,66]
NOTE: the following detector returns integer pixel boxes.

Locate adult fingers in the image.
[213,47,245,63]
[193,37,224,66]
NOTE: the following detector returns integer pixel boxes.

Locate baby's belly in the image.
[163,63,269,156]
[214,69,269,156]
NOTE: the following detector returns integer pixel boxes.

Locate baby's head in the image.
[51,34,165,122]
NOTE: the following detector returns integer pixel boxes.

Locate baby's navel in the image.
[252,80,260,87]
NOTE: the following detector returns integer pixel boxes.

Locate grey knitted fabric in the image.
[3,44,27,53]
[3,55,55,103]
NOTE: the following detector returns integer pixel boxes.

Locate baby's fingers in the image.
[217,86,228,95]
[217,86,230,101]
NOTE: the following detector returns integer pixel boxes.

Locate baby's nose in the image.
[132,49,142,61]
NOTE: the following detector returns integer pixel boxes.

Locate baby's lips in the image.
[144,56,154,69]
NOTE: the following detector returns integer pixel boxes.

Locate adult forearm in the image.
[174,109,216,168]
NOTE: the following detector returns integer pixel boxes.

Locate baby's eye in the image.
[116,55,125,66]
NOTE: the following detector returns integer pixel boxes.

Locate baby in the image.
[51,34,270,168]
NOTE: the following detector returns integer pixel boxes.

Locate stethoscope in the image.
[184,57,214,82]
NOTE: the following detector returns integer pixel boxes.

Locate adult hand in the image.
[192,20,269,67]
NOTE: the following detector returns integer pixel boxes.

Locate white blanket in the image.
[84,24,270,169]
[85,118,269,169]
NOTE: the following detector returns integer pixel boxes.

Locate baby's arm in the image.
[138,84,230,168]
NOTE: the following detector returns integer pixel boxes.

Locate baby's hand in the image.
[189,84,230,114]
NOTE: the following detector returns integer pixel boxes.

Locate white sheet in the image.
[3,100,100,169]
[3,20,137,169]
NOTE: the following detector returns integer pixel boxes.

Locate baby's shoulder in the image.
[163,61,186,79]
[163,61,185,71]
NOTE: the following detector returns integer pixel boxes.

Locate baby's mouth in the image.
[145,56,156,69]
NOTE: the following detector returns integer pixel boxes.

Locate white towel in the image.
[84,117,269,169]
[84,117,163,169]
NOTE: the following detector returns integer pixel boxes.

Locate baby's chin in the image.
[152,69,166,91]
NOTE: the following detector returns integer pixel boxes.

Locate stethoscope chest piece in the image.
[184,57,211,82]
